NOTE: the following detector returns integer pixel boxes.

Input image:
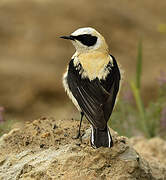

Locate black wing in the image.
[67,55,120,130]
[100,55,121,121]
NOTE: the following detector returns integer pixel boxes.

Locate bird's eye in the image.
[74,34,97,46]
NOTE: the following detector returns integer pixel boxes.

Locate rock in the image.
[0,117,166,180]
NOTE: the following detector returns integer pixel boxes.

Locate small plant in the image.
[0,107,16,136]
[0,120,15,136]
[129,40,150,137]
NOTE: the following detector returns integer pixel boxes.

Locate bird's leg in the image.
[73,112,84,140]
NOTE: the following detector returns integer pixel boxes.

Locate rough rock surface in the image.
[0,117,166,180]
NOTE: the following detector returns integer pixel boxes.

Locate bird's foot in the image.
[72,131,81,139]
[72,131,84,143]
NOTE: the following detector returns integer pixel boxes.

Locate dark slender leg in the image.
[74,112,84,139]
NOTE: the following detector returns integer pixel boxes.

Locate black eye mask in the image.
[71,34,97,47]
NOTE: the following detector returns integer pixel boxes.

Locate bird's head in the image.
[60,27,109,53]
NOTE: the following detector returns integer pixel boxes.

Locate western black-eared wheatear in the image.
[61,27,121,148]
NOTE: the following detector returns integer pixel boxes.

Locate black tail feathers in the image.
[90,126,113,148]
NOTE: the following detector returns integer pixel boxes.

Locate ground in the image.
[0,117,166,180]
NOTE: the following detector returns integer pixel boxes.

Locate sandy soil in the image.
[0,117,166,179]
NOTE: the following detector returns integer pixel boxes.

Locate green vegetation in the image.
[109,41,166,138]
[158,24,166,33]
[0,120,15,136]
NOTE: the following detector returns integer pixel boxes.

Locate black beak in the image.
[60,35,75,40]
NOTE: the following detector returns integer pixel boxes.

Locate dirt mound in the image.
[0,117,166,180]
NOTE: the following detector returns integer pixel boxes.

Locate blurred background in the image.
[0,0,166,137]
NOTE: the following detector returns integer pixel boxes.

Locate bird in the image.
[61,27,121,148]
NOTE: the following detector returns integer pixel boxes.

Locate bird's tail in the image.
[90,125,113,148]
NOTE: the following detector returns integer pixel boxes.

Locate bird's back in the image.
[66,53,120,127]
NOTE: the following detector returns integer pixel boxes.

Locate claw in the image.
[72,131,81,139]
[72,131,84,143]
